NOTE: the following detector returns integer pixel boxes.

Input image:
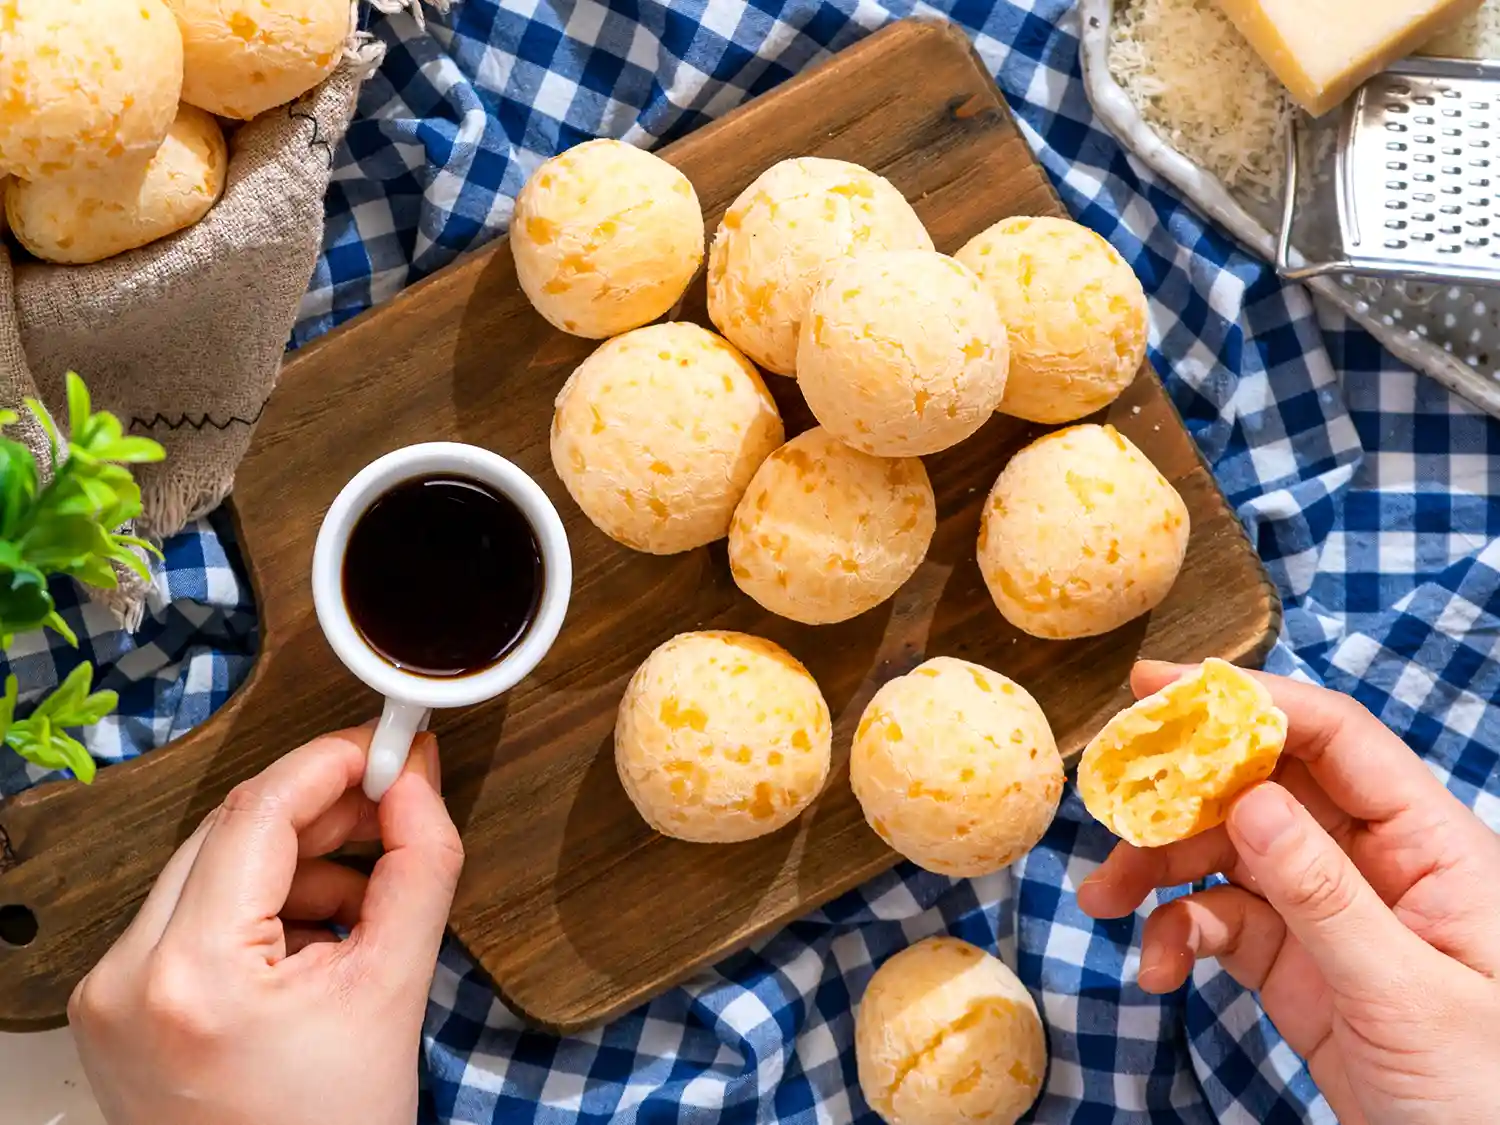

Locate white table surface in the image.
[0,1029,104,1125]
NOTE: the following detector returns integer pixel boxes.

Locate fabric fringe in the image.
[85,473,234,633]
[344,1,453,91]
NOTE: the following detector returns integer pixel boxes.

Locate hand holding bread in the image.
[1081,662,1500,1125]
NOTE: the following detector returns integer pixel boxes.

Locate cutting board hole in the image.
[0,904,38,947]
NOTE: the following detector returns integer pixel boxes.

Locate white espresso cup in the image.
[312,442,572,799]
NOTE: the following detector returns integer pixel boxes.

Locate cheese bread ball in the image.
[551,323,784,554]
[615,631,832,843]
[978,424,1188,640]
[1079,658,1288,847]
[0,179,8,237]
[956,216,1148,424]
[7,104,226,265]
[707,157,933,376]
[513,139,704,339]
[797,251,1008,457]
[857,937,1046,1125]
[729,427,935,625]
[162,0,349,121]
[0,0,184,183]
[850,658,1063,876]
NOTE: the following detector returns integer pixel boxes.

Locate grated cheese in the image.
[1107,0,1294,202]
[1420,0,1500,57]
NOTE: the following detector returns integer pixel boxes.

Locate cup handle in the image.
[364,699,433,800]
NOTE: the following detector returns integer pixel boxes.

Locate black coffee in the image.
[342,474,543,677]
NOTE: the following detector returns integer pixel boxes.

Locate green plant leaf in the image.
[0,565,55,639]
[101,541,151,583]
[71,688,118,729]
[32,663,90,720]
[2,372,167,783]
[22,396,57,471]
[96,436,165,464]
[0,440,38,541]
[65,371,91,446]
[4,666,108,784]
[41,609,77,648]
[0,676,18,738]
[113,533,164,561]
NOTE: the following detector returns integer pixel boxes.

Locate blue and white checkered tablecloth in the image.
[8,1,1500,1121]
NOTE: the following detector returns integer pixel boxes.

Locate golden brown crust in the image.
[8,104,226,265]
[856,937,1046,1125]
[614,631,832,843]
[513,139,704,339]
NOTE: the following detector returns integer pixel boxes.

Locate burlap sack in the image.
[0,0,445,629]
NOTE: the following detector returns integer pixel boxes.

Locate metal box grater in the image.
[1278,57,1500,286]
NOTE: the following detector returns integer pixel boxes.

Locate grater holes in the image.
[1387,160,1408,171]
[1385,219,1408,230]
[1387,122,1409,134]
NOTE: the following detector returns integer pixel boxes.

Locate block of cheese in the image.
[1213,0,1485,116]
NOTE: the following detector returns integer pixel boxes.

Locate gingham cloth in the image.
[6,1,1500,1121]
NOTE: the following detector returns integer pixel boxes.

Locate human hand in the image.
[1079,662,1500,1125]
[69,727,464,1125]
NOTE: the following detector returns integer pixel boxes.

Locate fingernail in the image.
[1135,660,1182,673]
[1231,785,1297,856]
[403,738,434,786]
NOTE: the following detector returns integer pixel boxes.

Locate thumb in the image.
[347,734,464,985]
[1227,783,1420,995]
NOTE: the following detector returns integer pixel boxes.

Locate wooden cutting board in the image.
[0,19,1279,1033]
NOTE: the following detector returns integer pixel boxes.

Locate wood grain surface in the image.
[0,20,1279,1033]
